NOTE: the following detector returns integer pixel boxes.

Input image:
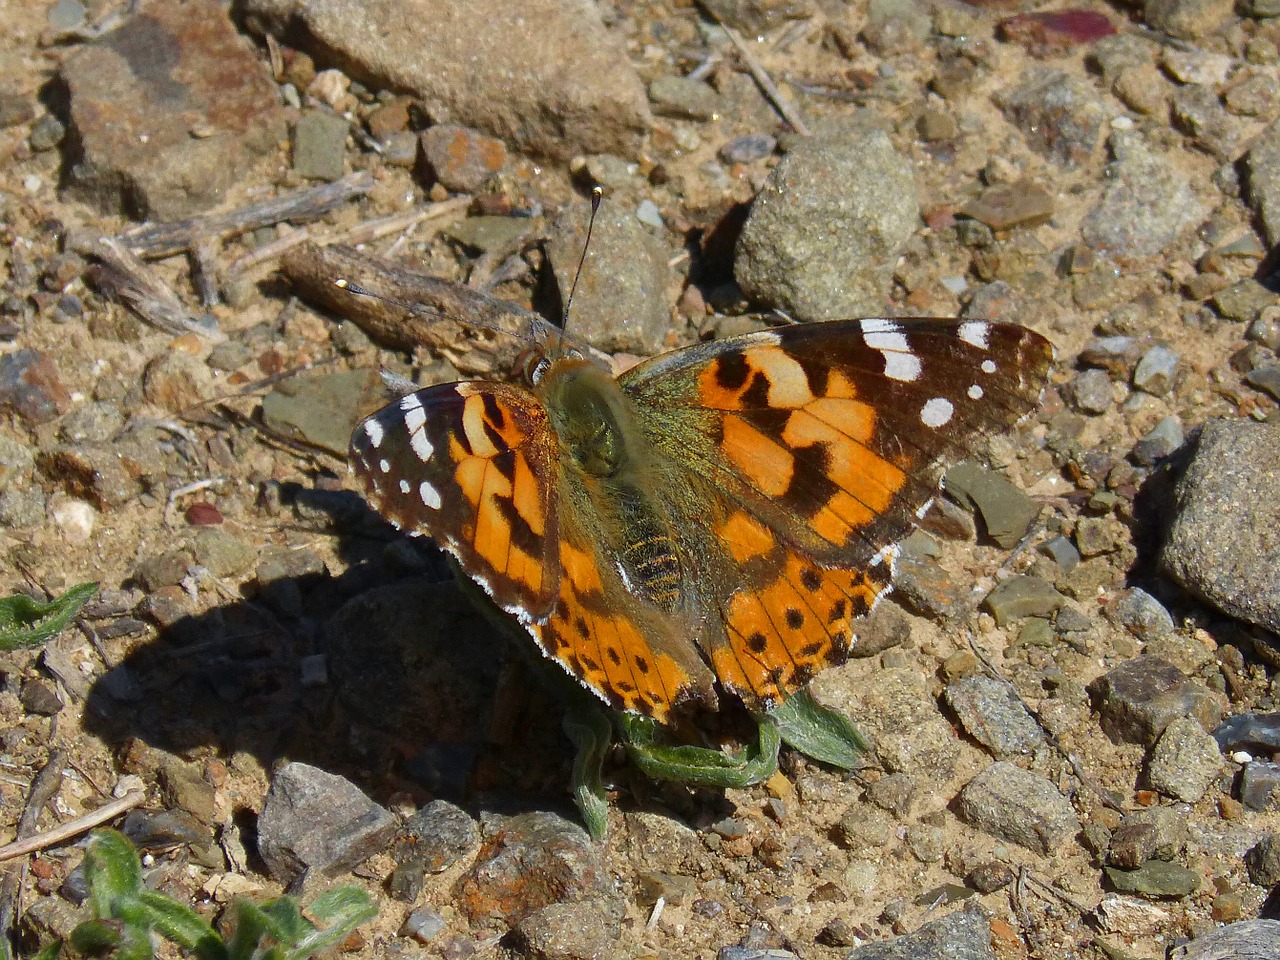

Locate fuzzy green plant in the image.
[0,583,98,651]
[27,830,375,960]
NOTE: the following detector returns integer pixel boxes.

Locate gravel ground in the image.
[2,0,1280,958]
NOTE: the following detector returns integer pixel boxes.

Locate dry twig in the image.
[117,172,376,259]
[0,789,146,864]
[719,23,810,136]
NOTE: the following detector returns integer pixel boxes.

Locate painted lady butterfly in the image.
[350,315,1052,723]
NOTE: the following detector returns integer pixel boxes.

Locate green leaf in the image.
[83,829,143,920]
[283,888,376,960]
[765,688,869,770]
[563,702,613,841]
[69,919,122,952]
[26,940,63,960]
[0,583,97,651]
[225,900,276,960]
[618,713,780,788]
[259,898,310,946]
[135,890,227,960]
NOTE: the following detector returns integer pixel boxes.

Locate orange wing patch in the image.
[531,539,712,721]
[711,547,892,710]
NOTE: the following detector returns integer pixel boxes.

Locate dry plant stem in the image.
[719,23,811,136]
[0,752,66,954]
[0,790,146,864]
[281,240,544,353]
[75,237,222,341]
[117,171,376,259]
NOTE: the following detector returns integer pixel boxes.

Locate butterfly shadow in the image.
[79,478,591,834]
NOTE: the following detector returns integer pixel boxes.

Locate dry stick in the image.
[281,240,546,355]
[0,790,146,864]
[74,236,223,341]
[719,22,811,136]
[0,751,67,954]
[117,171,376,259]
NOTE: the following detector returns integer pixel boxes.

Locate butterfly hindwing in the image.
[349,381,560,620]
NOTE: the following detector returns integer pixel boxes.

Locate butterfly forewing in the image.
[349,381,561,620]
[621,318,1053,568]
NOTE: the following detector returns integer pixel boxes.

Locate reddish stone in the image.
[419,124,507,192]
[185,502,223,525]
[1000,10,1117,56]
[0,349,71,424]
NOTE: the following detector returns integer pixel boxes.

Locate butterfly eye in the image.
[516,348,553,385]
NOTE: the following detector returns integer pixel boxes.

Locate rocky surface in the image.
[2,0,1280,957]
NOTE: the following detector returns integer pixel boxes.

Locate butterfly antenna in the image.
[557,186,603,356]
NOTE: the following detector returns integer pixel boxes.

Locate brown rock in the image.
[60,0,287,218]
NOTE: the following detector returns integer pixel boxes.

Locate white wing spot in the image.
[410,428,434,462]
[883,351,922,383]
[378,458,390,473]
[399,479,411,494]
[864,326,919,382]
[959,321,990,350]
[968,384,984,400]
[981,359,998,375]
[363,419,384,448]
[419,480,442,510]
[921,397,954,427]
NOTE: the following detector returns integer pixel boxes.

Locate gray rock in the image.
[835,804,894,851]
[957,762,1080,855]
[1089,657,1225,746]
[1245,833,1280,887]
[510,900,622,960]
[62,0,286,218]
[1147,715,1224,802]
[1039,535,1081,573]
[697,0,812,34]
[191,527,256,579]
[995,68,1107,168]
[1107,587,1176,641]
[1082,131,1208,258]
[1104,860,1200,898]
[257,762,397,882]
[392,799,478,873]
[944,675,1045,758]
[942,462,1041,549]
[1172,84,1245,161]
[1215,713,1280,752]
[719,950,797,960]
[545,201,673,355]
[242,0,650,161]
[1246,118,1280,246]
[1068,368,1113,414]
[1160,419,1280,633]
[0,349,71,425]
[1145,0,1233,40]
[1247,364,1280,402]
[648,76,721,121]
[719,133,776,164]
[292,109,349,181]
[735,122,918,320]
[1080,336,1145,376]
[1132,344,1179,396]
[1133,416,1185,465]
[1075,516,1127,557]
[845,909,993,959]
[1240,761,1280,811]
[829,667,961,781]
[401,905,447,943]
[1107,819,1158,868]
[982,576,1065,626]
[1169,920,1280,960]
[262,368,380,457]
[1214,279,1280,324]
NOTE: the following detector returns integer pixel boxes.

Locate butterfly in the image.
[349,315,1053,724]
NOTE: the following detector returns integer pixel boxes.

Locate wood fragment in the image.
[0,789,146,864]
[73,237,225,342]
[0,752,66,954]
[280,241,544,363]
[719,23,810,136]
[190,238,220,308]
[117,171,376,259]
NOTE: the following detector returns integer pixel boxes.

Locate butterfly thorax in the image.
[541,357,686,612]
